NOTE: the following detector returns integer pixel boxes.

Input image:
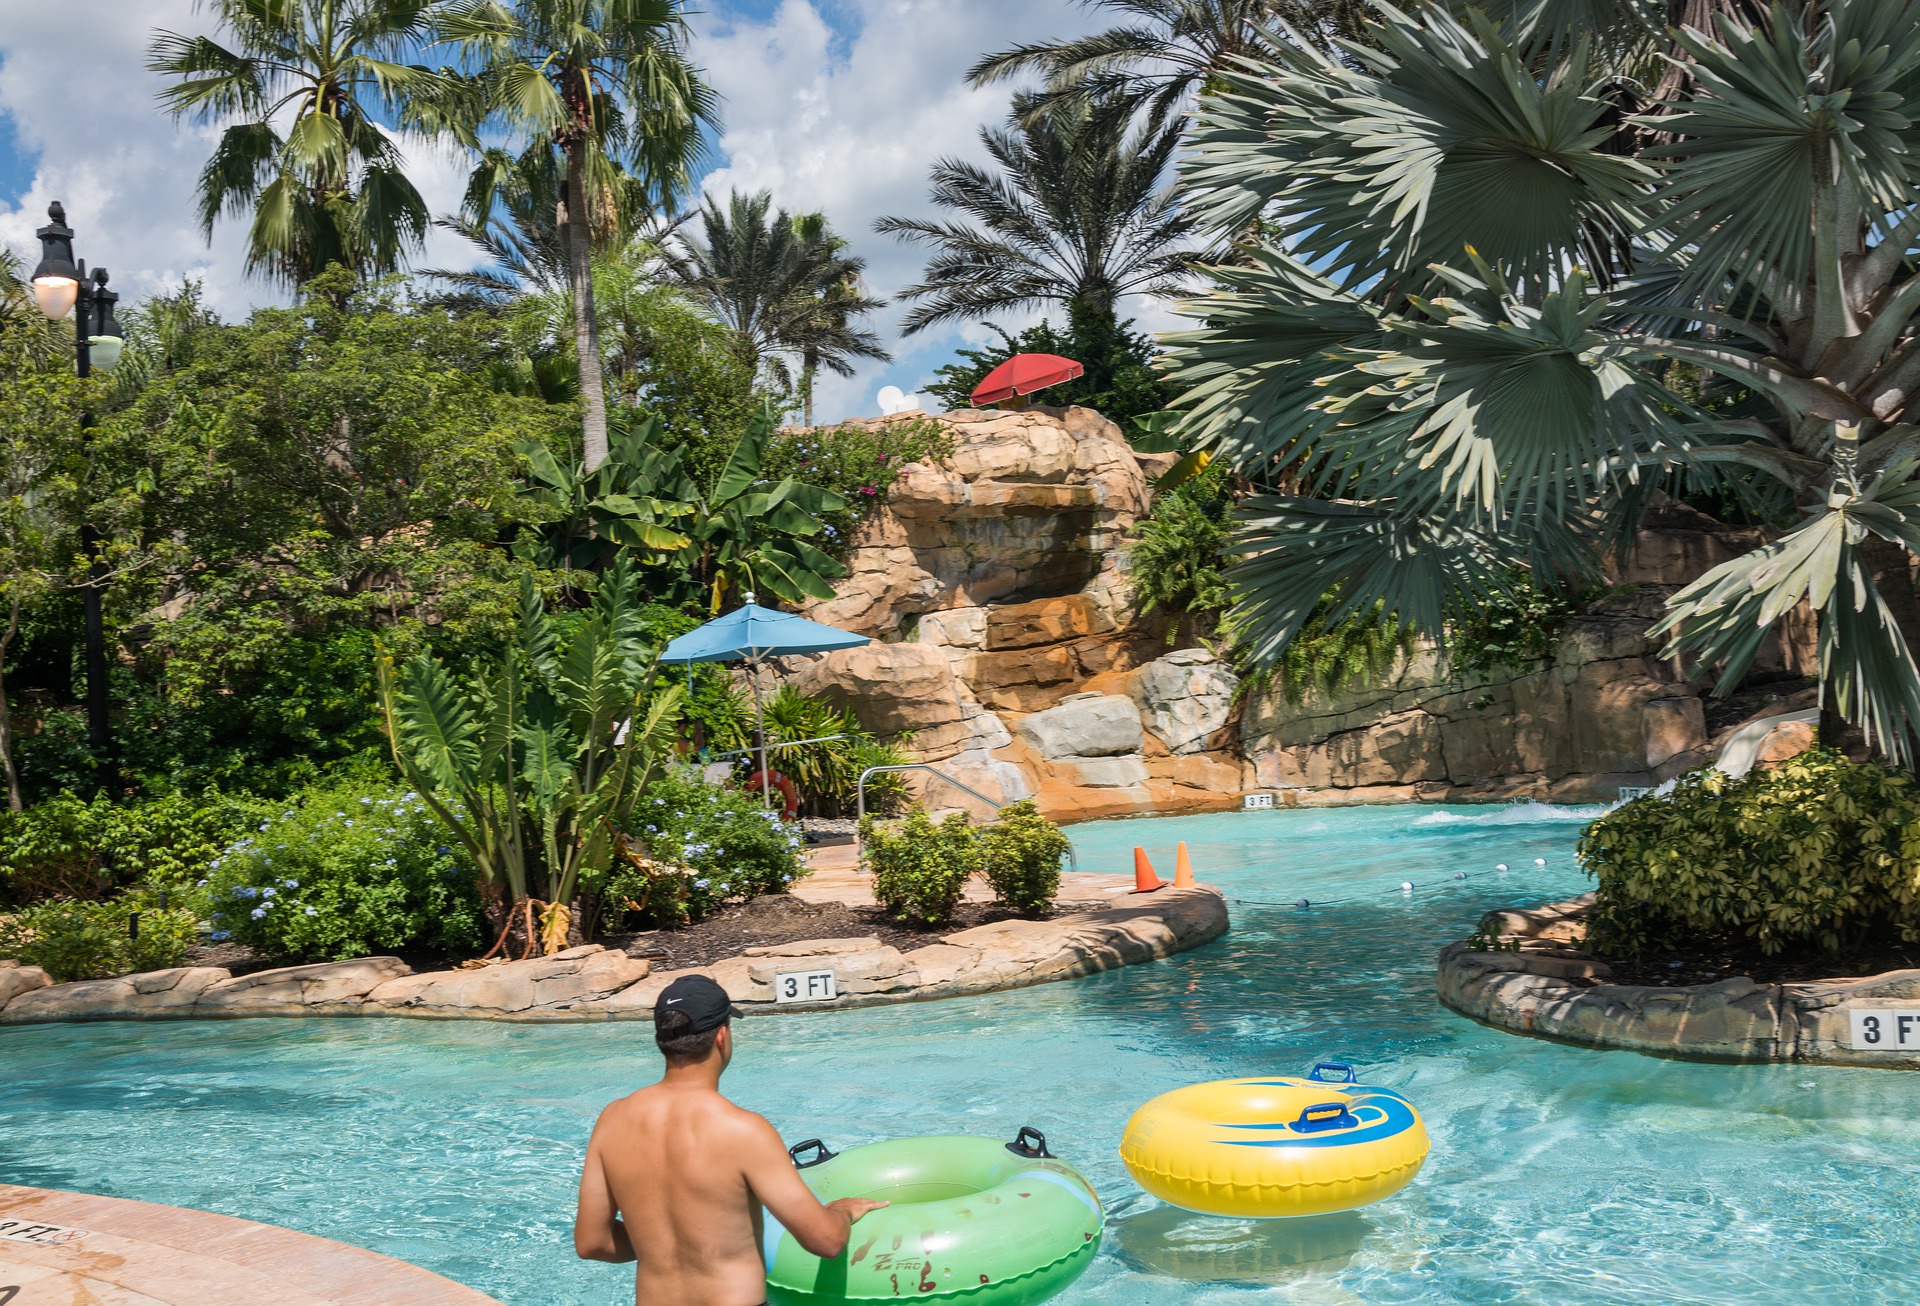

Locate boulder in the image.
[743,941,919,996]
[0,961,51,1007]
[1063,756,1150,787]
[1756,719,1816,766]
[364,945,648,1017]
[0,966,230,1024]
[1643,696,1707,770]
[1133,649,1238,754]
[792,642,1008,761]
[196,957,413,1014]
[1015,692,1143,759]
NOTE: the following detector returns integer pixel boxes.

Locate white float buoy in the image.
[1399,881,1414,892]
[1453,871,1467,880]
[1495,863,1508,872]
[1534,858,1547,866]
[1295,898,1311,908]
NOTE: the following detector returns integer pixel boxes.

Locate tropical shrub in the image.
[199,782,483,962]
[761,417,955,560]
[863,809,979,926]
[1450,574,1603,677]
[0,789,259,906]
[0,892,198,982]
[379,557,684,945]
[598,767,805,929]
[1579,750,1920,958]
[713,686,911,817]
[1128,461,1234,643]
[977,801,1068,917]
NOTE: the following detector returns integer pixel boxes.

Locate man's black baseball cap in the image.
[654,974,741,1035]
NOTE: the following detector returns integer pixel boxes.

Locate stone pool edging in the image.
[0,886,1226,1027]
[1436,894,1920,1066]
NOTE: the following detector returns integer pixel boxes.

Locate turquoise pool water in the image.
[5,804,1919,1304]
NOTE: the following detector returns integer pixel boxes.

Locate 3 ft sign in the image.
[773,969,837,1004]
[1848,1008,1920,1049]
[0,1218,87,1246]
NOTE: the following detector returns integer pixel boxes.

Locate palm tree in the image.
[435,0,718,472]
[774,213,890,426]
[874,94,1202,338]
[968,0,1374,132]
[667,194,889,418]
[1168,0,1920,760]
[149,0,454,288]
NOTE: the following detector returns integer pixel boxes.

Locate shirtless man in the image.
[574,974,887,1305]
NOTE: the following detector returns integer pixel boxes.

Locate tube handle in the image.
[1292,1102,1360,1133]
[788,1138,836,1169]
[1307,1061,1357,1083]
[1005,1126,1054,1159]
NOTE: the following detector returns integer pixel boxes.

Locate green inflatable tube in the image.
[765,1129,1103,1306]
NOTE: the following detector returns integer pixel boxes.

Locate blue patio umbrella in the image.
[661,593,870,808]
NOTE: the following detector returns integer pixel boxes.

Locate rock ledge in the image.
[0,888,1227,1027]
[1438,894,1920,1066]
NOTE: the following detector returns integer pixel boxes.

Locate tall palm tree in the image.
[435,0,718,471]
[667,192,889,412]
[775,213,890,426]
[874,94,1202,337]
[968,0,1374,132]
[149,0,454,288]
[1169,0,1920,760]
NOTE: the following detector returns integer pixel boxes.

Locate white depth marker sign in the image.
[1848,1008,1920,1050]
[774,969,837,1004]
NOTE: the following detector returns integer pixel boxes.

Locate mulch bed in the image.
[186,893,1112,978]
[1596,937,1920,989]
[600,893,1112,971]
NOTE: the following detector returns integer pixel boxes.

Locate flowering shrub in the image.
[0,789,260,906]
[199,781,482,961]
[0,891,198,982]
[598,768,806,929]
[761,418,954,559]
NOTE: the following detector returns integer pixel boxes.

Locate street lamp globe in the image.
[32,202,82,319]
[87,269,124,371]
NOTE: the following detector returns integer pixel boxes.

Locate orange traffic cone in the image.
[1130,847,1167,893]
[1173,841,1195,888]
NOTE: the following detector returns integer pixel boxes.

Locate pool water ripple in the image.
[4,806,1917,1304]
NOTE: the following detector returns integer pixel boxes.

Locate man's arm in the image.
[737,1115,886,1260]
[574,1119,637,1264]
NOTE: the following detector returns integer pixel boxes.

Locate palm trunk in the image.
[562,144,611,473]
[0,592,21,812]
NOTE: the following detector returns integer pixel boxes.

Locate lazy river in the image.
[5,804,1919,1304]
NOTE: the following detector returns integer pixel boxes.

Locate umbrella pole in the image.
[751,656,771,811]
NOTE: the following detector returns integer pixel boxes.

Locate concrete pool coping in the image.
[1437,893,1920,1066]
[0,1184,502,1305]
[0,884,1228,1027]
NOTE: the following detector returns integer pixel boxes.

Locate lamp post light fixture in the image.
[33,201,124,791]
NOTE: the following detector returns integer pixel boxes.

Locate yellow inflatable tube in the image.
[1120,1063,1429,1218]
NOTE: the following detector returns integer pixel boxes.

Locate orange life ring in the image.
[744,769,800,820]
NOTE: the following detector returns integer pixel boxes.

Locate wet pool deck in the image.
[0,1185,501,1306]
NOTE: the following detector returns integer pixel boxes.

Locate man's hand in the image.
[827,1197,889,1223]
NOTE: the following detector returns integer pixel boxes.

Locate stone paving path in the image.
[0,1185,502,1305]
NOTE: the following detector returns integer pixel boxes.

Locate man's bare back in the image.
[575,976,884,1306]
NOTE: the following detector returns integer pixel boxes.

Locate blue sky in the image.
[0,0,1128,424]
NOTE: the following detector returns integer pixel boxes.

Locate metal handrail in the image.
[853,764,1077,875]
[712,734,853,764]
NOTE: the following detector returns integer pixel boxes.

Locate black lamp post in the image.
[31,202,124,793]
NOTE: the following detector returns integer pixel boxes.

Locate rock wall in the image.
[794,409,1814,820]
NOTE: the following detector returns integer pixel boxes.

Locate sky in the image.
[0,0,1153,425]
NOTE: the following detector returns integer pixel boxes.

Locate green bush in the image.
[1579,750,1920,957]
[862,809,979,926]
[597,768,806,929]
[0,789,260,906]
[977,801,1069,917]
[0,892,199,982]
[200,781,483,961]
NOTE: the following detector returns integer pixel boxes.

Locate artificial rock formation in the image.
[792,409,1811,816]
[795,406,1248,821]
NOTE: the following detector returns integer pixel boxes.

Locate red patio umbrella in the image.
[969,352,1085,406]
